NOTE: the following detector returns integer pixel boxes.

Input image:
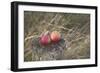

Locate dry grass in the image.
[24,11,90,61]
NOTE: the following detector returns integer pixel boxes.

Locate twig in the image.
[57,26,70,31]
[70,36,85,44]
[25,35,39,41]
[49,14,58,24]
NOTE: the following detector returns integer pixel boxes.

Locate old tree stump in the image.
[32,37,66,61]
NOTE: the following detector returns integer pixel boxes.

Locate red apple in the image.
[50,31,61,43]
[39,31,51,45]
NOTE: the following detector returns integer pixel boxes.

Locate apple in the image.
[50,31,61,43]
[39,31,51,45]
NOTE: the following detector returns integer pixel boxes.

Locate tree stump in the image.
[32,37,66,61]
